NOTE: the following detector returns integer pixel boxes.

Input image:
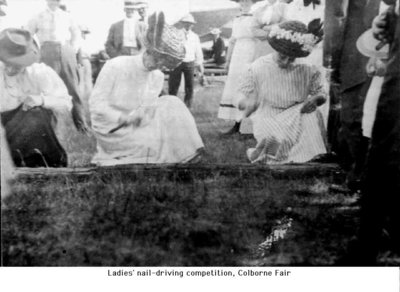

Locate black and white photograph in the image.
[0,0,399,280]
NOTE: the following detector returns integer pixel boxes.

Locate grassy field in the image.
[1,80,396,266]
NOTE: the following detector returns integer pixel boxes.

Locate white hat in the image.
[356,29,389,59]
[180,14,196,24]
[210,28,221,35]
[124,0,148,9]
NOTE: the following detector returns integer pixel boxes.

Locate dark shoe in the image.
[221,122,240,136]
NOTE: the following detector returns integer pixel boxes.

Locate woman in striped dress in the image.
[237,21,327,164]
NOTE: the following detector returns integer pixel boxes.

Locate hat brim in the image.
[356,29,389,59]
[267,35,309,58]
[0,42,40,67]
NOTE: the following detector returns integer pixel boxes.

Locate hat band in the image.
[269,26,318,53]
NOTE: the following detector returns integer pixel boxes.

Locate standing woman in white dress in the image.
[218,0,288,135]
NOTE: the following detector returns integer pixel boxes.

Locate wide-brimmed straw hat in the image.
[0,28,40,67]
[267,20,322,58]
[144,12,186,60]
[179,14,196,24]
[356,29,389,59]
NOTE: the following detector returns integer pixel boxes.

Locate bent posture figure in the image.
[0,28,72,167]
[90,12,204,165]
[238,20,327,164]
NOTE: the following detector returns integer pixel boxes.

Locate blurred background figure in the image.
[78,25,94,103]
[136,0,149,23]
[105,0,147,58]
[252,0,291,58]
[25,0,89,134]
[204,28,226,67]
[168,13,204,109]
[0,0,6,16]
[0,0,8,28]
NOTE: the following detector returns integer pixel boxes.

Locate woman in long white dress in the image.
[89,12,204,165]
[238,21,327,164]
[218,0,288,134]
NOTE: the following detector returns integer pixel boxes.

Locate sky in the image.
[2,0,238,53]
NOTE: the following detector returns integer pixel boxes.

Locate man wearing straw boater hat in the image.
[0,28,73,167]
[105,0,147,58]
[168,13,204,109]
[25,0,88,134]
[89,12,204,166]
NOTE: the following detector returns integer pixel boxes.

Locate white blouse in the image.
[0,62,72,114]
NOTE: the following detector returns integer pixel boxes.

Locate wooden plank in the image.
[204,68,227,76]
[15,163,343,182]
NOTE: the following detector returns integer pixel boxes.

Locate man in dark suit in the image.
[105,1,147,58]
[324,0,380,191]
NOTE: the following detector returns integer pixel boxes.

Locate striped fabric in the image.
[239,54,327,164]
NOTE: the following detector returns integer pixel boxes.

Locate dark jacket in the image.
[105,20,146,58]
[212,37,226,65]
[324,0,380,91]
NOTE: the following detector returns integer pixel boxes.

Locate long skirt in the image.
[1,107,67,167]
[91,96,204,165]
[218,38,258,121]
[248,103,327,164]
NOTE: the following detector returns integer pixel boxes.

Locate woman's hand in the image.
[301,95,326,114]
[22,95,44,111]
[118,112,142,128]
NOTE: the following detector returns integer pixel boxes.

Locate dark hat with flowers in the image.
[267,19,323,58]
[144,12,186,60]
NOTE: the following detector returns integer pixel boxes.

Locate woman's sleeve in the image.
[309,67,327,97]
[89,61,123,133]
[237,66,260,116]
[38,65,73,113]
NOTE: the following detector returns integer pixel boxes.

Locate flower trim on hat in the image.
[269,26,319,53]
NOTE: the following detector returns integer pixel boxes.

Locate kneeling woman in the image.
[237,20,327,164]
[89,12,204,165]
[0,28,72,167]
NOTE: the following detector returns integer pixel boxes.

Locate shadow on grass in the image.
[2,171,363,266]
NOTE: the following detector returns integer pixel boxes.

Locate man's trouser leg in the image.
[40,42,88,132]
[339,80,371,190]
[183,62,195,108]
[168,63,183,96]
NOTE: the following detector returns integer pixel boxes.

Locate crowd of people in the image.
[0,0,399,264]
